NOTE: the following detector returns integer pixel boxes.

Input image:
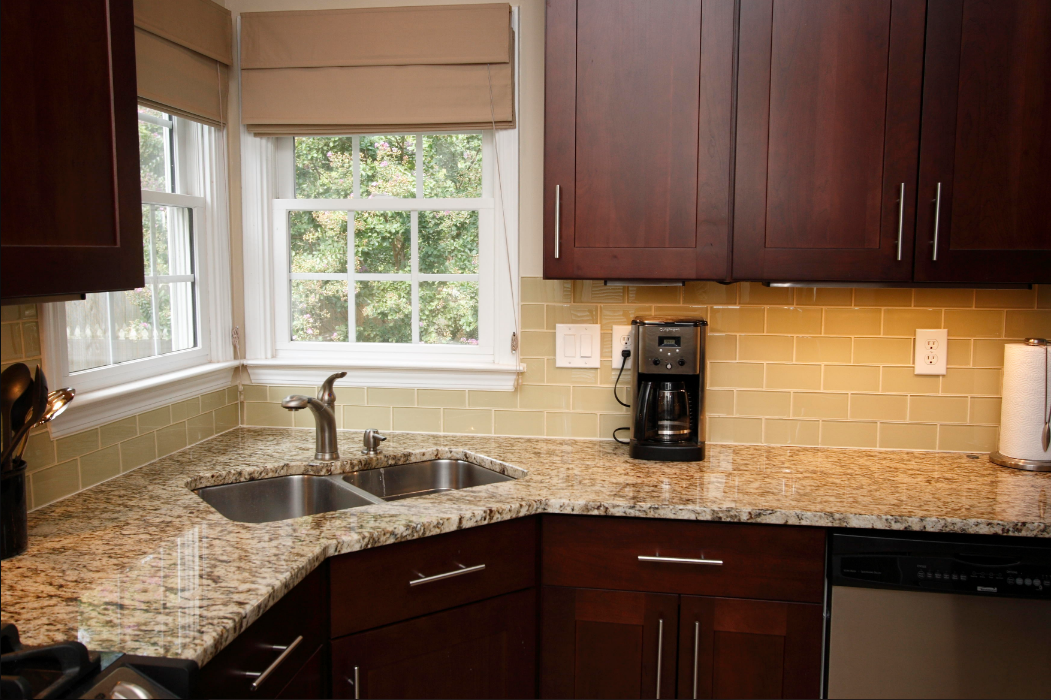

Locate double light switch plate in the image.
[914,328,948,375]
[555,324,601,368]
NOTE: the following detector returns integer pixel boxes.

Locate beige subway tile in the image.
[947,339,972,367]
[939,424,998,452]
[244,402,294,427]
[909,395,969,423]
[853,337,912,365]
[520,384,571,410]
[942,368,1001,396]
[973,339,1012,367]
[393,407,441,432]
[521,358,545,384]
[242,384,269,402]
[914,288,974,308]
[573,280,624,303]
[21,305,37,319]
[600,305,653,330]
[764,419,820,446]
[738,282,792,305]
[99,417,138,448]
[970,397,1002,425]
[201,389,227,412]
[22,322,40,356]
[684,281,737,305]
[226,386,239,404]
[120,434,156,472]
[215,404,239,432]
[546,359,599,385]
[708,416,764,444]
[138,406,171,432]
[879,423,938,450]
[80,446,121,488]
[344,405,392,430]
[652,305,709,319]
[737,335,794,362]
[944,309,1004,338]
[625,285,682,304]
[31,460,79,508]
[336,387,367,405]
[172,397,201,423]
[883,308,943,337]
[794,287,853,306]
[443,409,493,434]
[795,336,852,364]
[601,332,614,360]
[765,364,822,390]
[188,412,215,444]
[975,289,1036,309]
[881,366,941,394]
[0,323,22,358]
[268,385,313,402]
[820,421,878,448]
[522,277,572,303]
[766,307,823,335]
[706,334,737,361]
[156,422,187,457]
[850,394,908,421]
[546,304,599,329]
[736,390,791,417]
[23,432,55,471]
[824,365,881,392]
[1038,285,1051,309]
[494,410,545,436]
[853,288,913,307]
[521,303,546,330]
[599,413,632,437]
[792,392,849,419]
[705,389,734,415]
[469,390,518,409]
[368,387,416,406]
[520,330,556,356]
[0,306,18,322]
[56,430,99,462]
[418,389,467,408]
[600,360,618,386]
[824,308,882,336]
[573,386,628,413]
[546,412,599,438]
[708,306,766,333]
[708,362,765,389]
[1005,310,1051,339]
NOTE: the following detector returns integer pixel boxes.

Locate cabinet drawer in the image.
[196,564,328,698]
[330,517,536,637]
[542,516,825,603]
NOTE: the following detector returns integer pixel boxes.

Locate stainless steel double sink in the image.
[196,460,515,523]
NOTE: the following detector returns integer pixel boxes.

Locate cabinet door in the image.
[540,587,677,699]
[544,0,735,280]
[733,0,926,282]
[0,0,143,301]
[331,589,536,699]
[677,596,822,699]
[913,0,1051,283]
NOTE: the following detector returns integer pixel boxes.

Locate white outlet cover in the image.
[914,328,948,375]
[612,324,633,376]
[555,324,602,368]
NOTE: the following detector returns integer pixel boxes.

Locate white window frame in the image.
[41,113,235,437]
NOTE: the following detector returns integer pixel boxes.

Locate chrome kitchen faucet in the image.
[281,371,346,461]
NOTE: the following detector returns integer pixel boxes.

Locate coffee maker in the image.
[629,318,706,461]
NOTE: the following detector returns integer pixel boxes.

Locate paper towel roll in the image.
[997,341,1050,462]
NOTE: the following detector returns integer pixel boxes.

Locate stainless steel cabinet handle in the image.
[692,620,700,699]
[638,554,723,566]
[554,185,562,259]
[896,182,905,261]
[348,666,360,699]
[409,563,485,587]
[932,182,942,261]
[656,618,664,699]
[246,635,302,691]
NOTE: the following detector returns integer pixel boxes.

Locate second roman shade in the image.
[240,3,515,135]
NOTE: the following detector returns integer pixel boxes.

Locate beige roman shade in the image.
[134,0,233,126]
[240,3,515,135]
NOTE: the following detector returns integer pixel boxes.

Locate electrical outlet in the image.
[914,328,948,375]
[612,325,633,376]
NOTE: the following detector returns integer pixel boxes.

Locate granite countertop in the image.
[2,427,1048,666]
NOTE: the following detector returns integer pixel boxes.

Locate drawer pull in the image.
[246,635,302,691]
[638,555,723,566]
[656,617,664,699]
[409,563,486,587]
[691,620,700,699]
[345,666,360,699]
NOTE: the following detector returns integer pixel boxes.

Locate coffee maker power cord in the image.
[613,349,632,444]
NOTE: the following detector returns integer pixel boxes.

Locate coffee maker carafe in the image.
[630,319,706,461]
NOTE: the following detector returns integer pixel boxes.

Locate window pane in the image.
[291,280,349,342]
[142,205,153,275]
[111,287,157,365]
[423,134,482,198]
[138,111,172,192]
[66,294,110,372]
[147,205,194,276]
[418,210,479,274]
[360,135,416,198]
[294,137,354,198]
[290,211,348,273]
[420,281,479,345]
[355,281,411,343]
[158,281,197,353]
[355,211,410,273]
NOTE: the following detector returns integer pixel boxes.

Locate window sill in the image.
[245,359,523,391]
[48,361,240,438]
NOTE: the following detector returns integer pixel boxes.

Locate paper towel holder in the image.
[990,337,1050,472]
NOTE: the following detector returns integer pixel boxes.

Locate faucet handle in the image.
[317,372,347,406]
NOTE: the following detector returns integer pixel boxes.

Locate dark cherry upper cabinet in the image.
[544,0,735,280]
[733,0,927,282]
[0,0,143,302]
[913,0,1051,283]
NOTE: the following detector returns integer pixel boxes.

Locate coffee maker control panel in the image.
[637,324,701,375]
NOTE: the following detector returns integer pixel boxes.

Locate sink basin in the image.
[343,459,514,501]
[196,474,380,523]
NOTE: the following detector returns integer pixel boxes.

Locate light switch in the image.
[555,324,601,368]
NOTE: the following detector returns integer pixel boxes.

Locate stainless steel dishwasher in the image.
[826,532,1051,699]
